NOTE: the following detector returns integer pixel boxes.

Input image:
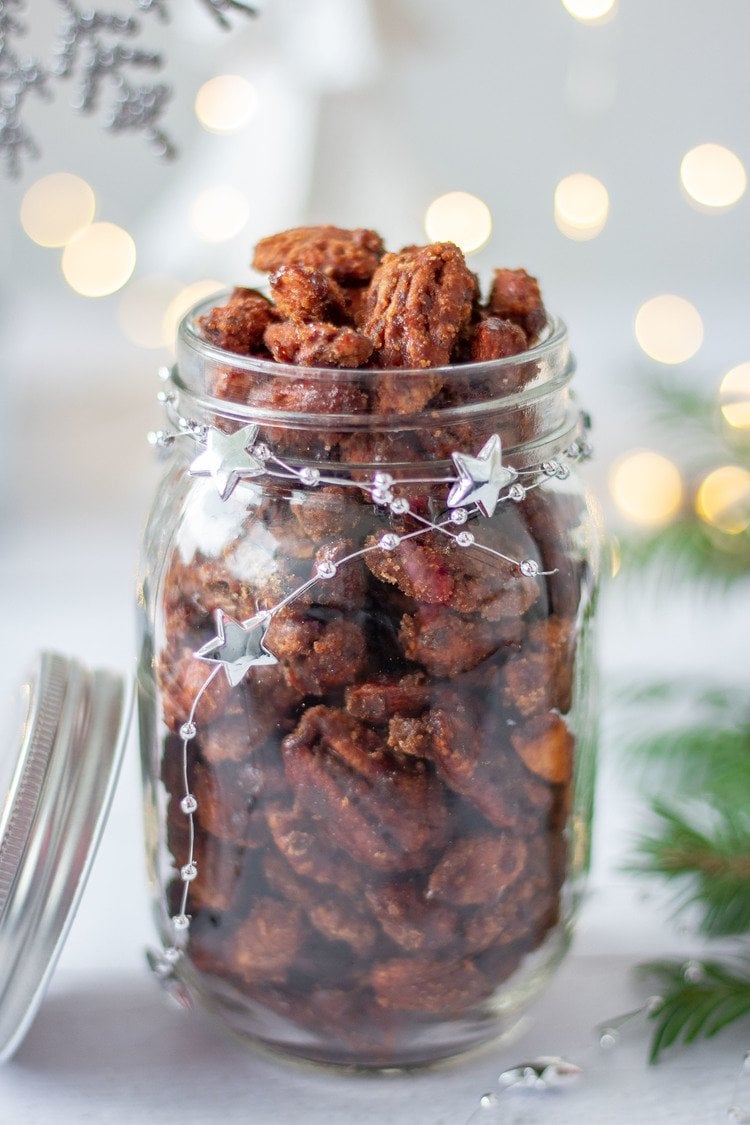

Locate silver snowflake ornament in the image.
[447,434,518,518]
[195,609,278,687]
[189,423,264,500]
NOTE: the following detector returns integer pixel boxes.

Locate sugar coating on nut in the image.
[199,287,277,355]
[269,265,349,324]
[264,320,374,369]
[487,268,547,341]
[253,225,385,283]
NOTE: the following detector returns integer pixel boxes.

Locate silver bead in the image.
[158,365,172,382]
[172,914,190,931]
[542,460,559,476]
[450,507,468,525]
[180,863,198,882]
[379,533,400,551]
[520,559,539,577]
[254,443,271,461]
[373,471,393,487]
[180,794,198,815]
[300,466,320,486]
[456,531,475,547]
[508,483,526,502]
[163,946,181,964]
[372,487,394,505]
[179,721,197,740]
[556,464,571,480]
[316,561,337,579]
[390,497,410,515]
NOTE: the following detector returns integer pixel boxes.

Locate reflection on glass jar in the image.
[137,304,599,1068]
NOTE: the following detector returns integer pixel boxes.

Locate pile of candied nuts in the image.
[157,226,583,1062]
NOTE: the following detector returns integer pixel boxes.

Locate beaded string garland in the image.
[146,369,593,977]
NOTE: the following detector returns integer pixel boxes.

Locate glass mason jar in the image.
[137,300,599,1068]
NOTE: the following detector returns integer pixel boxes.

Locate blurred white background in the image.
[0,2,748,1119]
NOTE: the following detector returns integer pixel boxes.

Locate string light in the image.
[424,192,492,254]
[720,363,750,430]
[163,280,225,349]
[634,295,703,365]
[695,466,750,535]
[119,276,184,349]
[554,173,609,240]
[190,185,250,242]
[20,172,96,247]
[680,144,747,211]
[61,221,136,297]
[195,75,258,134]
[561,0,617,24]
[609,450,683,526]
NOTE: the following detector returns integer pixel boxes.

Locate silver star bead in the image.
[447,434,518,518]
[195,609,278,687]
[189,424,264,500]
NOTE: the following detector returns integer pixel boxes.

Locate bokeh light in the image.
[190,185,250,243]
[561,0,617,24]
[195,75,257,135]
[554,173,609,240]
[695,465,750,535]
[118,276,184,349]
[720,362,750,430]
[163,279,225,349]
[61,222,136,297]
[680,143,746,211]
[424,191,492,254]
[20,172,96,247]
[634,295,703,364]
[609,450,683,526]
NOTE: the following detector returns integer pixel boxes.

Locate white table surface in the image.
[1,517,747,1125]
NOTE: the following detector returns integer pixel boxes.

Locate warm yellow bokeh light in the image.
[163,279,225,350]
[20,172,96,248]
[554,173,609,240]
[561,0,617,24]
[195,75,258,134]
[424,191,492,254]
[695,466,750,535]
[61,222,136,297]
[609,450,683,526]
[190,185,250,243]
[118,276,184,349]
[680,144,747,210]
[720,362,750,430]
[634,295,703,365]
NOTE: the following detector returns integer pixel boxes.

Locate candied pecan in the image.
[198,287,277,355]
[426,833,527,906]
[510,713,574,786]
[227,897,305,982]
[290,485,353,539]
[487,268,547,341]
[253,225,384,283]
[187,833,247,915]
[265,803,362,894]
[197,715,269,765]
[521,488,589,620]
[361,242,475,372]
[365,880,458,954]
[526,615,576,714]
[364,527,539,622]
[467,317,528,364]
[162,554,257,637]
[311,539,368,611]
[265,613,367,694]
[190,759,276,847]
[282,706,447,871]
[338,429,423,467]
[263,852,378,955]
[158,644,244,732]
[345,672,431,724]
[463,875,559,955]
[370,957,489,1015]
[269,265,349,323]
[500,650,554,718]
[388,700,533,832]
[264,320,373,369]
[343,283,369,327]
[209,364,267,404]
[399,606,504,677]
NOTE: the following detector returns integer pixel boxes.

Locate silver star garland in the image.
[0,0,257,176]
[147,379,593,966]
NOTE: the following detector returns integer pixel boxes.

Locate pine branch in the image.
[640,959,750,1063]
[617,519,750,588]
[632,802,750,937]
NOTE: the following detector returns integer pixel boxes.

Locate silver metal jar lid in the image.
[0,652,131,1062]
